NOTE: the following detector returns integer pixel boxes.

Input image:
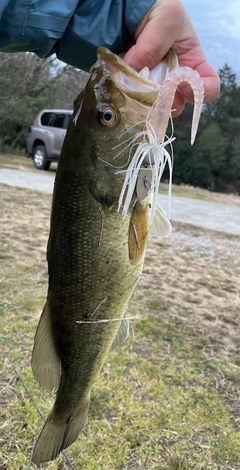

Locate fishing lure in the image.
[117,58,204,235]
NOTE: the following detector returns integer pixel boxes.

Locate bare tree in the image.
[0,52,88,150]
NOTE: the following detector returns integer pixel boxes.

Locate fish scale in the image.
[47,181,142,414]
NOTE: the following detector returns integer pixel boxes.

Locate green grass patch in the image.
[1,306,240,469]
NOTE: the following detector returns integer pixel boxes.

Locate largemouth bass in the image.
[31,48,203,465]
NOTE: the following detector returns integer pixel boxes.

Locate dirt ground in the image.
[140,222,240,364]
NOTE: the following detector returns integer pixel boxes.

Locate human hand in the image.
[124,0,220,116]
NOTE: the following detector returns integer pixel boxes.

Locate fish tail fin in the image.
[32,399,90,466]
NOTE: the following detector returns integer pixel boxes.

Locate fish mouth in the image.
[92,48,161,106]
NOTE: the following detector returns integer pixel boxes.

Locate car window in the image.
[41,112,53,126]
[63,114,72,129]
[51,114,66,129]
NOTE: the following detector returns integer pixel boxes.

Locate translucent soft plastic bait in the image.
[148,65,204,145]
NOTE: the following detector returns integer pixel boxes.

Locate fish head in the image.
[62,48,165,202]
[71,47,161,143]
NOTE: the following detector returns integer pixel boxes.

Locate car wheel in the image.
[33,145,50,170]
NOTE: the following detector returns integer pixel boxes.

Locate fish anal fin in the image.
[128,202,149,264]
[149,204,172,238]
[32,301,61,392]
[109,312,129,353]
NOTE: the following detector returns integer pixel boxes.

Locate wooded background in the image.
[0,52,239,193]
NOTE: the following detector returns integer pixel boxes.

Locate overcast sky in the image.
[182,0,240,83]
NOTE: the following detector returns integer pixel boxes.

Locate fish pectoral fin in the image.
[149,204,172,238]
[109,312,129,353]
[128,202,149,263]
[32,301,61,392]
[32,398,90,465]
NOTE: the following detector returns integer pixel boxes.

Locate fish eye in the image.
[99,106,116,127]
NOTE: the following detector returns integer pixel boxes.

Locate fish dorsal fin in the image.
[32,301,61,392]
[149,204,172,238]
[109,312,129,353]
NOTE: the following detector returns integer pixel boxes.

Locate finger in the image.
[175,43,220,104]
[124,1,185,71]
[124,0,220,105]
[171,89,186,117]
[178,75,220,105]
[176,64,220,105]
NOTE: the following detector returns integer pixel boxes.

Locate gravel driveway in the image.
[0,167,239,235]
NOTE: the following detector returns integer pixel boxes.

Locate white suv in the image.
[27,109,72,170]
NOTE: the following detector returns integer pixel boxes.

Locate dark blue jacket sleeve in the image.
[0,0,155,71]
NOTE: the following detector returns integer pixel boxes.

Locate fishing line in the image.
[15,369,76,470]
[76,315,139,324]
